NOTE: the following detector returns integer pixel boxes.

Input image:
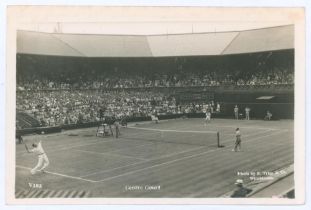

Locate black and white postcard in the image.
[5,6,306,205]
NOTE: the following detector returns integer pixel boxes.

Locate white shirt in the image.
[236,130,241,139]
[30,141,45,155]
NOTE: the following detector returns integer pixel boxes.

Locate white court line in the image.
[127,120,169,127]
[56,139,116,151]
[73,149,148,161]
[127,126,218,134]
[81,145,205,178]
[221,128,271,136]
[220,129,274,144]
[95,130,286,183]
[80,129,270,178]
[104,142,155,154]
[17,139,117,157]
[18,137,155,156]
[16,165,97,183]
[80,160,148,178]
[147,145,206,160]
[18,136,165,156]
[207,124,281,131]
[16,129,284,184]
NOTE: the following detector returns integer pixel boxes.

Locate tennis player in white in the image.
[25,140,49,174]
[204,111,211,125]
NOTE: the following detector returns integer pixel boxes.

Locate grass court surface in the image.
[15,118,294,198]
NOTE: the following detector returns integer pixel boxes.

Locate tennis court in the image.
[15,118,294,198]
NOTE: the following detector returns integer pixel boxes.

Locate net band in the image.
[127,126,218,134]
[122,126,220,147]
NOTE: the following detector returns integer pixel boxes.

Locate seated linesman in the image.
[264,110,273,121]
[151,114,159,124]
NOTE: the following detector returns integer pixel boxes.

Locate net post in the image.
[217,132,220,147]
[217,131,225,147]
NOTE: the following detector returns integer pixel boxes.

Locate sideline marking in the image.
[16,165,97,183]
[73,149,147,161]
[81,160,148,178]
[95,130,286,182]
[80,130,271,178]
[220,129,273,144]
[81,145,205,178]
[53,139,116,151]
[207,125,281,131]
[104,142,155,154]
[17,139,117,156]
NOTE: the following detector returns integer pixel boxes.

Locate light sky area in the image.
[14,7,294,35]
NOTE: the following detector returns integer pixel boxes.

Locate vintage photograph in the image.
[6,6,305,204]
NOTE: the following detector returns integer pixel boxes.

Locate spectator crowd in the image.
[17,69,294,91]
[16,50,294,128]
[17,89,220,127]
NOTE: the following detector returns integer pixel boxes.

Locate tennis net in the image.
[122,126,221,147]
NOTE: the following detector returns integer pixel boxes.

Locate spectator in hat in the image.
[230,179,252,198]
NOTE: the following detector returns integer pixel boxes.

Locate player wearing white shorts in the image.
[25,140,49,175]
[204,111,211,125]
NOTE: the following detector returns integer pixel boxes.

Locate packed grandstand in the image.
[16,50,294,128]
[16,25,294,129]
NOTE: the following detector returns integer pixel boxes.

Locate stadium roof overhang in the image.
[256,96,275,100]
[17,25,294,57]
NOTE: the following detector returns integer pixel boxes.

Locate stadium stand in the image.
[16,26,294,129]
[16,48,294,129]
[16,49,294,90]
[16,112,40,128]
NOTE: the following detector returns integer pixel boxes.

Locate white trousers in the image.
[31,154,49,174]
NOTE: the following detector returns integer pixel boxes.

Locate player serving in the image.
[25,140,50,175]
